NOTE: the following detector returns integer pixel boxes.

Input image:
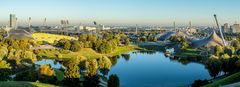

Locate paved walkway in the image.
[221,82,240,87]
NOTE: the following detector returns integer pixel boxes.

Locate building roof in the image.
[7,29,34,40]
[159,31,190,41]
[190,31,224,48]
[159,31,176,40]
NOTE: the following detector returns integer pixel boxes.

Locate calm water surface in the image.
[35,59,62,69]
[108,51,211,87]
[35,51,211,87]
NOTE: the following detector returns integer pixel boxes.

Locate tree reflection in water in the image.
[109,55,120,66]
[121,54,130,61]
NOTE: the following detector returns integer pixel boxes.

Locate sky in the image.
[0,0,240,26]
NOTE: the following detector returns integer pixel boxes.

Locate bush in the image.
[108,74,120,87]
[0,68,11,81]
[191,79,209,87]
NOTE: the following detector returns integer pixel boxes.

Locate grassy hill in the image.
[37,46,138,59]
[0,81,58,87]
[31,33,78,43]
[203,72,240,87]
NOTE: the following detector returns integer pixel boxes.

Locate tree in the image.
[98,56,112,71]
[18,38,30,50]
[8,49,21,65]
[22,50,37,63]
[108,74,120,87]
[64,58,81,79]
[78,34,88,42]
[70,41,82,52]
[214,45,224,57]
[0,47,8,59]
[83,75,100,87]
[85,59,98,77]
[206,58,222,78]
[191,79,209,87]
[222,57,238,74]
[64,40,71,50]
[224,46,235,57]
[15,67,38,82]
[39,64,55,76]
[0,55,11,81]
[136,37,141,43]
[221,54,230,59]
[237,49,240,56]
[0,60,11,69]
[38,64,57,84]
[56,53,62,59]
[180,41,189,50]
[63,57,83,87]
[125,38,131,46]
[232,40,240,48]
[0,68,11,81]
[109,55,120,66]
[64,62,80,79]
[96,41,113,54]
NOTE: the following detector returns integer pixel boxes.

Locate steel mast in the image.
[214,14,227,46]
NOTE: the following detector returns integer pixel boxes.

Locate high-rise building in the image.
[230,24,240,33]
[9,14,17,29]
[221,23,230,33]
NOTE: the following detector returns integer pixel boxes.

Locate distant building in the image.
[9,14,17,29]
[98,24,110,30]
[79,26,84,30]
[84,26,96,31]
[198,27,213,34]
[230,24,240,33]
[188,28,197,34]
[221,23,231,33]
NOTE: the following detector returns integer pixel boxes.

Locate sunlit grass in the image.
[31,33,78,43]
[37,46,138,59]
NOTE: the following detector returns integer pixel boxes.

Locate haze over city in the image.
[1,0,240,26]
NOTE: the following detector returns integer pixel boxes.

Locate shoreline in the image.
[36,45,140,60]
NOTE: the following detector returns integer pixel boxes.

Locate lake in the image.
[35,59,62,69]
[108,51,211,87]
[35,51,211,87]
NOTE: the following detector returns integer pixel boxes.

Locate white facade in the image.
[230,24,240,33]
[79,26,84,30]
[84,26,96,31]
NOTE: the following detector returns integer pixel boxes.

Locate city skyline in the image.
[1,0,240,26]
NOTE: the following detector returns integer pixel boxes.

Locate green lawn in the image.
[0,81,58,87]
[203,72,240,87]
[106,45,139,57]
[37,45,138,59]
[174,49,202,57]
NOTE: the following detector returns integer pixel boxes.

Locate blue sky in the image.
[0,0,240,26]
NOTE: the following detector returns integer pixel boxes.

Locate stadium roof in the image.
[7,29,34,40]
[190,31,224,48]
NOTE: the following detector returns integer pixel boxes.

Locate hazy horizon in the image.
[1,0,240,26]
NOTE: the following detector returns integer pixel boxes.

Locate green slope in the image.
[203,72,240,87]
[0,81,59,87]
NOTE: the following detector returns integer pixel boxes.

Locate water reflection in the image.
[121,54,130,61]
[107,51,211,87]
[133,50,157,55]
[34,51,213,87]
[109,55,120,66]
